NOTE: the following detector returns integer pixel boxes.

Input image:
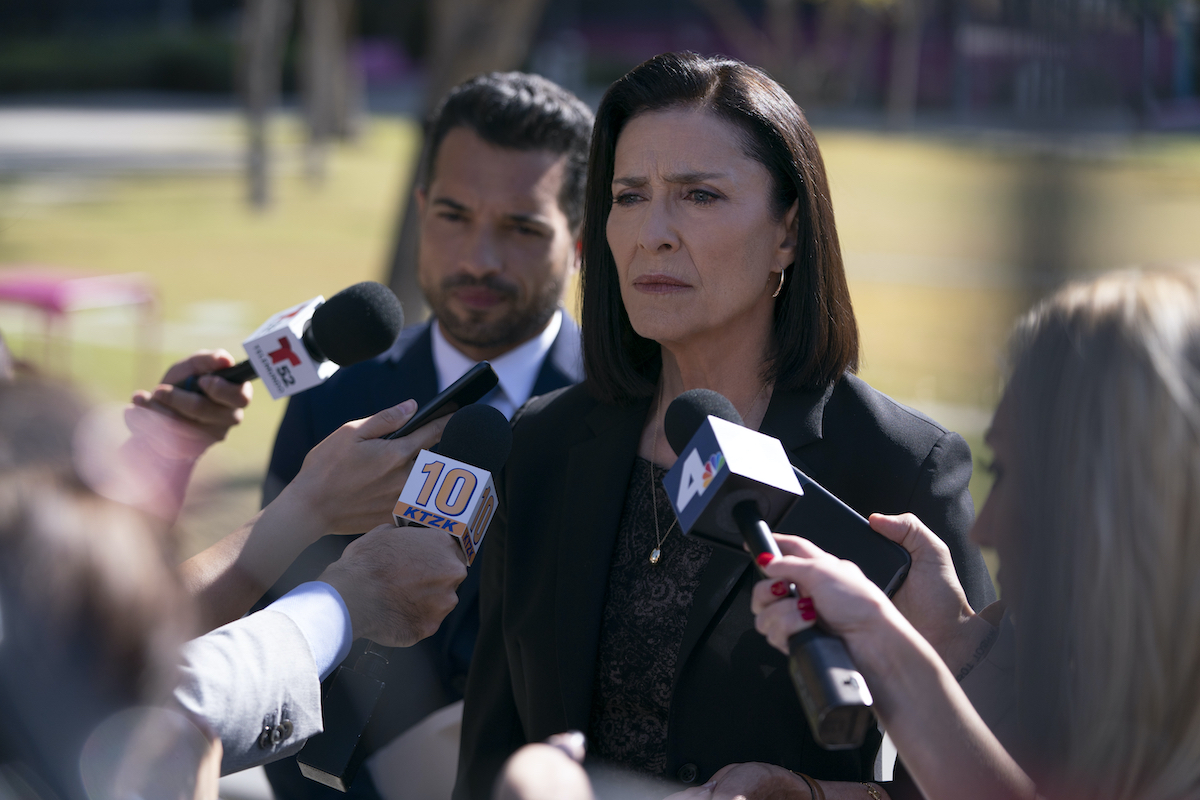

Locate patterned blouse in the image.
[587,457,713,775]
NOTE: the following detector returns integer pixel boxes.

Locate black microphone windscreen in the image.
[310,282,404,367]
[434,403,513,475]
[664,389,744,455]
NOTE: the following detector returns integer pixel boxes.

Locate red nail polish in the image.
[756,552,774,567]
[798,597,817,621]
[770,581,788,597]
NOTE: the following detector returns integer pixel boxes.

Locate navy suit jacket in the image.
[259,315,582,800]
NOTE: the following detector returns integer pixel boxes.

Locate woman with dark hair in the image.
[455,52,995,799]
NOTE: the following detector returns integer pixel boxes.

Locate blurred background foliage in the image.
[0,0,1197,578]
[0,0,1194,111]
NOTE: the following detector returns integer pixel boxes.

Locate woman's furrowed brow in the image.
[613,171,726,187]
[663,171,724,184]
[612,175,647,188]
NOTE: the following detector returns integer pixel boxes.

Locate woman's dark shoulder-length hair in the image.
[580,51,859,405]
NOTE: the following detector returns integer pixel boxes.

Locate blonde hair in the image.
[1004,267,1200,800]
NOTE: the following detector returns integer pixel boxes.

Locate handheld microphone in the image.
[662,389,874,750]
[391,402,512,566]
[175,281,403,400]
[296,403,512,791]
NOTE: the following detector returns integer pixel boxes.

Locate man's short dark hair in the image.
[418,72,594,231]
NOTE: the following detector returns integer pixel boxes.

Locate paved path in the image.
[0,107,246,174]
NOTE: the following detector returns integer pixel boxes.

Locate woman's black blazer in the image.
[454,375,995,799]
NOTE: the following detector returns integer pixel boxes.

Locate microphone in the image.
[296,403,512,791]
[391,402,512,566]
[175,281,403,400]
[662,389,874,750]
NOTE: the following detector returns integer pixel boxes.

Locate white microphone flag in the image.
[242,297,338,399]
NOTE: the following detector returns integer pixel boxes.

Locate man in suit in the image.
[258,71,593,799]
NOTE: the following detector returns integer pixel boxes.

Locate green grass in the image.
[2,118,1198,565]
[0,117,421,553]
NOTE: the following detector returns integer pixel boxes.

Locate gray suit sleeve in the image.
[174,609,324,775]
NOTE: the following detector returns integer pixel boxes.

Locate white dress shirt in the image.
[267,581,353,681]
[430,310,563,420]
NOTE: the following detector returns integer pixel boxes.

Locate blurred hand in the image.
[868,513,994,673]
[128,350,252,461]
[319,523,467,647]
[192,736,222,800]
[544,731,587,763]
[282,399,450,535]
[495,735,594,800]
[663,762,808,800]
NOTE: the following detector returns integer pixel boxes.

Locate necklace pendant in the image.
[649,547,662,565]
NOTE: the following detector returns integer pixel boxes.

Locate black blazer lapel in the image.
[555,397,649,730]
[673,545,751,688]
[671,383,834,681]
[760,382,833,466]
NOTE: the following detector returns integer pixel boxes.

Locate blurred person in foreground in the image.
[0,366,470,789]
[493,733,593,800]
[0,377,220,800]
[748,267,1200,800]
[454,51,994,799]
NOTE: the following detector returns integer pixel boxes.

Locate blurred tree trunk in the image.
[887,0,924,128]
[384,0,552,320]
[301,0,362,183]
[160,0,192,31]
[691,0,793,90]
[1140,7,1159,123]
[241,0,293,209]
[691,0,896,108]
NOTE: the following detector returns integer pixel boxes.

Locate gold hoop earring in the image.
[772,269,786,299]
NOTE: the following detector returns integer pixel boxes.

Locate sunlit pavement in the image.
[0,107,246,174]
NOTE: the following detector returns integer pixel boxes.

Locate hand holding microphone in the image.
[128,281,403,478]
[180,399,454,634]
[318,521,468,648]
[284,398,451,537]
[391,401,512,565]
[297,401,513,791]
[130,350,254,460]
[662,389,874,750]
[174,281,404,399]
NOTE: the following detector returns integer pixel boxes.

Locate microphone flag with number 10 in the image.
[393,450,496,565]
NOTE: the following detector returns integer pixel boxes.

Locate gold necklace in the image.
[649,385,677,565]
[647,380,771,565]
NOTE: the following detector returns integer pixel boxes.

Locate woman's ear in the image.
[775,200,800,271]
